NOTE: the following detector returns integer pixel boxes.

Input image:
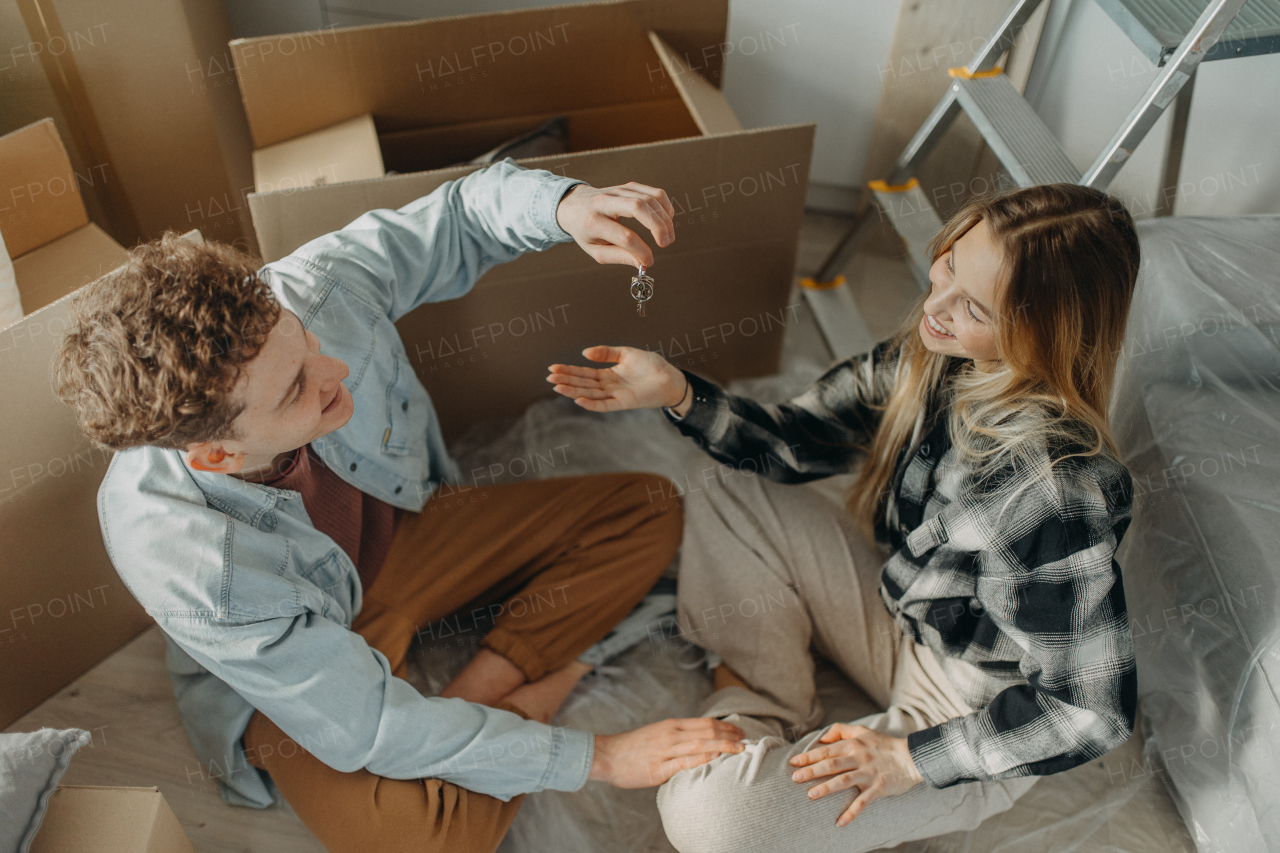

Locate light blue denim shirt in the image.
[97,159,592,808]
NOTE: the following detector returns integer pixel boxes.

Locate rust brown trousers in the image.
[242,472,682,853]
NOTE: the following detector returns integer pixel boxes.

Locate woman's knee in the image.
[655,745,789,853]
[656,761,742,853]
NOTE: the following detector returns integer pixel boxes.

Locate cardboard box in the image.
[0,120,131,320]
[0,119,153,729]
[1,0,256,251]
[232,0,815,440]
[0,120,149,728]
[30,786,196,853]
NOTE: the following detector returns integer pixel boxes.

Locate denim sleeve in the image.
[275,157,585,323]
[159,610,593,800]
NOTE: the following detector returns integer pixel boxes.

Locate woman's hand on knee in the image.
[588,717,745,788]
[788,723,924,828]
[547,346,688,413]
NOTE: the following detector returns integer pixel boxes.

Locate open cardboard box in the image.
[29,786,196,853]
[0,120,130,321]
[0,121,209,728]
[233,0,816,440]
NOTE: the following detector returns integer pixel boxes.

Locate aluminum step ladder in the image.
[804,0,1271,357]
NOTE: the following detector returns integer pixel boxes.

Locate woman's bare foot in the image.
[503,660,594,723]
[714,663,750,692]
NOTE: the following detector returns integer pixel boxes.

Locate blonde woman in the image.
[546,184,1141,852]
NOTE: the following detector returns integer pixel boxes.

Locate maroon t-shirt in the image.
[261,445,401,591]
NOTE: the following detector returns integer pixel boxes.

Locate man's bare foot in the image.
[503,660,594,723]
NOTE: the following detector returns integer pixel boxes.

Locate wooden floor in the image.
[10,626,324,852]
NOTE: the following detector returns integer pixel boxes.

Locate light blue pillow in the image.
[0,729,91,853]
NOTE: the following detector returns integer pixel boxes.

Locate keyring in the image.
[630,266,654,317]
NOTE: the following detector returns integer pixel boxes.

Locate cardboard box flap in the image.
[252,114,385,193]
[376,100,699,174]
[11,223,129,316]
[231,0,729,148]
[648,32,742,136]
[249,124,813,264]
[0,120,90,259]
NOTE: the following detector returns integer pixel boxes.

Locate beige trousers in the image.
[656,466,1037,853]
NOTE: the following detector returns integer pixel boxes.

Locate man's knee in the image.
[614,472,683,541]
[628,472,682,512]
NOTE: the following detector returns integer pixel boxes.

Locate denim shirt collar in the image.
[181,449,299,528]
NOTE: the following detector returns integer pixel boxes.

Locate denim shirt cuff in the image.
[537,726,594,792]
[530,173,587,246]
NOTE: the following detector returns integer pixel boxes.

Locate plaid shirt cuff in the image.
[907,714,987,788]
[662,371,723,435]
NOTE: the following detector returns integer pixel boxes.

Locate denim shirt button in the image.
[401,401,408,411]
[350,463,357,472]
[394,485,402,494]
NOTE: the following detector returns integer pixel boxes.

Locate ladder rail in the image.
[1082,0,1251,189]
[965,0,1050,73]
[890,95,963,186]
[889,0,1048,184]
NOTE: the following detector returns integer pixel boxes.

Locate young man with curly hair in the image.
[52,159,743,853]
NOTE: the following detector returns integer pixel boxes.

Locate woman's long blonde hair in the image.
[846,184,1141,543]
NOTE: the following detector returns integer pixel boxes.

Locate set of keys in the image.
[629,266,654,317]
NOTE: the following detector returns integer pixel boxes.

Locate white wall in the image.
[716,0,898,192]
[223,0,1279,216]
[1033,0,1280,217]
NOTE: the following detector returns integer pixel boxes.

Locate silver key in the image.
[630,266,654,317]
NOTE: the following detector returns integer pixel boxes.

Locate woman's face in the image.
[919,218,1004,371]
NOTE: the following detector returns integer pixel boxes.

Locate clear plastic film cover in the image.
[406,214,1278,853]
[1109,215,1280,853]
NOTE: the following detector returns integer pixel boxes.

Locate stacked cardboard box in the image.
[0,119,199,728]
[1,0,256,251]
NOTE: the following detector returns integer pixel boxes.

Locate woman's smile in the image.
[923,313,956,339]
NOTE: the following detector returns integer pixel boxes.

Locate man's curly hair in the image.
[52,231,282,451]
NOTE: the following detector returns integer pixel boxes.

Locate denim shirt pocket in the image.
[225,528,304,621]
[381,355,426,457]
[906,513,950,559]
[297,549,357,621]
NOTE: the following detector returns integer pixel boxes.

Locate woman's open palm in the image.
[547,345,685,413]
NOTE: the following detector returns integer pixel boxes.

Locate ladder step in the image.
[869,180,944,289]
[799,276,875,362]
[1096,0,1280,65]
[952,73,1081,187]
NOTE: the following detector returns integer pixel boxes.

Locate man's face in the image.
[184,309,353,476]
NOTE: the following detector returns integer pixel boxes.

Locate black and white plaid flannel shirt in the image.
[663,337,1138,788]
